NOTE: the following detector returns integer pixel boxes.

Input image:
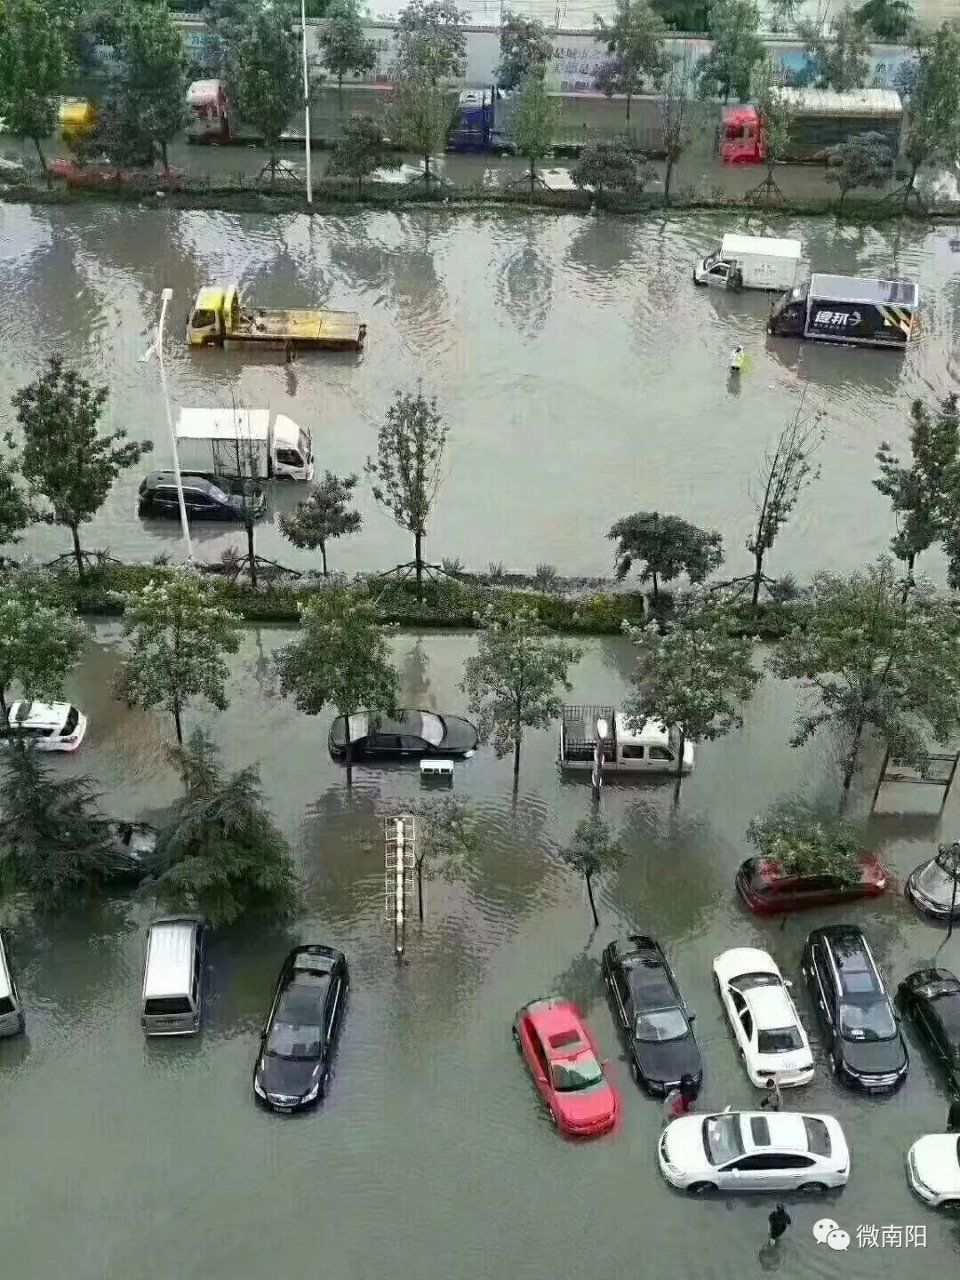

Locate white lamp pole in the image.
[139,289,193,562]
[301,0,313,205]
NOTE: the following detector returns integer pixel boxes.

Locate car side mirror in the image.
[688,1012,696,1021]
[784,980,793,988]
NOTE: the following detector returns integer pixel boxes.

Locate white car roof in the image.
[743,984,795,1029]
[714,947,780,981]
[741,1111,813,1153]
[143,918,200,998]
[614,714,672,748]
[8,701,71,729]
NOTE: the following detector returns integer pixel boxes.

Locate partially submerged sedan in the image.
[328,710,478,762]
[736,853,886,914]
[713,948,814,1089]
[906,847,960,921]
[907,1134,960,1208]
[513,997,618,1137]
[659,1110,849,1195]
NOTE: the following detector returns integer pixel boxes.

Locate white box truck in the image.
[174,408,314,482]
[693,234,801,292]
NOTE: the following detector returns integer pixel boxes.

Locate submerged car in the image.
[253,945,348,1113]
[906,848,960,920]
[110,821,158,882]
[601,935,701,1095]
[0,701,87,752]
[137,471,265,521]
[897,968,960,1094]
[735,853,886,914]
[328,710,478,762]
[713,948,814,1089]
[802,925,908,1093]
[512,997,618,1137]
[659,1110,849,1195]
[907,1135,960,1207]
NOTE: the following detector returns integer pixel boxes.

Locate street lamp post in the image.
[301,0,313,205]
[139,288,193,562]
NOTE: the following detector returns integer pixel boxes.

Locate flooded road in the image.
[2,202,960,1279]
[1,202,959,580]
[1,624,959,1280]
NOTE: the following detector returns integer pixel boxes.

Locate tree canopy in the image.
[899,21,960,202]
[112,0,188,171]
[320,0,377,101]
[327,114,398,196]
[800,7,870,91]
[0,584,85,720]
[697,0,765,102]
[825,130,893,204]
[746,801,864,881]
[278,471,362,574]
[559,816,624,927]
[608,510,723,601]
[571,135,652,202]
[0,0,67,173]
[594,0,665,121]
[393,0,468,82]
[510,70,559,193]
[496,10,552,90]
[225,2,301,184]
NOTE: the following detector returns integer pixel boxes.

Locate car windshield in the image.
[418,712,445,747]
[840,999,897,1041]
[266,984,324,1059]
[757,1025,804,1053]
[550,1052,604,1092]
[635,1006,688,1042]
[703,1114,744,1165]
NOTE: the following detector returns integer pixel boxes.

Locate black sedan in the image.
[601,935,702,1096]
[328,710,479,762]
[898,968,960,1094]
[138,471,266,521]
[253,945,348,1113]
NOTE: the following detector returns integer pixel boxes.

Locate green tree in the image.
[898,23,960,206]
[751,65,796,199]
[625,591,760,798]
[697,0,765,101]
[389,72,451,184]
[0,457,32,555]
[559,815,624,928]
[410,796,477,921]
[320,0,377,107]
[594,0,666,122]
[152,728,299,926]
[855,0,913,41]
[11,357,152,581]
[659,55,697,203]
[0,0,67,176]
[327,114,398,196]
[497,9,552,90]
[746,399,823,607]
[225,2,300,187]
[800,7,870,91]
[825,130,893,204]
[87,90,156,167]
[275,586,401,781]
[746,801,863,880]
[0,585,85,721]
[278,471,362,575]
[113,0,187,172]
[460,605,582,779]
[365,386,448,589]
[875,395,960,579]
[393,0,467,83]
[0,743,125,907]
[510,70,559,193]
[114,571,242,745]
[767,0,802,33]
[769,558,960,792]
[608,510,723,602]
[571,135,652,204]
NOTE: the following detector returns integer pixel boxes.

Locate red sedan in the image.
[512,997,619,1137]
[735,853,887,914]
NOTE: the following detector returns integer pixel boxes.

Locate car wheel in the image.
[687,1182,717,1196]
[940,1198,960,1210]
[512,1028,521,1052]
[798,1182,828,1196]
[712,973,721,997]
[631,1060,643,1085]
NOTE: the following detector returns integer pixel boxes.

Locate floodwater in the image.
[2,202,960,579]
[2,624,960,1280]
[2,203,960,1279]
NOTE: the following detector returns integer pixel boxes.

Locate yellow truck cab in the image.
[187,284,366,352]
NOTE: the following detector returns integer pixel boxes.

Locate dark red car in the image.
[736,853,887,915]
[512,997,619,1137]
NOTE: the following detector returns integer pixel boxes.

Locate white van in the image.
[140,916,206,1037]
[0,930,25,1037]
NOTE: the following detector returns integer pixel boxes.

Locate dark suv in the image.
[802,925,908,1093]
[138,471,265,521]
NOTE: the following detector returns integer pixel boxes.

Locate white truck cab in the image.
[175,407,314,482]
[559,705,694,776]
[694,234,801,292]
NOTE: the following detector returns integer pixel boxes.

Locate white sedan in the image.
[0,702,88,752]
[659,1109,850,1195]
[907,1134,960,1207]
[713,947,814,1088]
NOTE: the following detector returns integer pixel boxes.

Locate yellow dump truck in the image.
[186,285,366,352]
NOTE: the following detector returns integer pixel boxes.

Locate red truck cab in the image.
[720,105,763,165]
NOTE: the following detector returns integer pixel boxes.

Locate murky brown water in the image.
[2,205,960,1279]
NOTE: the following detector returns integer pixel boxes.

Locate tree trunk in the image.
[513,735,521,779]
[344,717,353,786]
[585,871,599,927]
[71,525,85,582]
[673,730,685,805]
[321,541,328,576]
[842,714,867,792]
[33,136,50,188]
[0,689,7,723]
[663,158,674,205]
[651,568,659,602]
[414,530,423,591]
[173,699,183,746]
[626,90,632,123]
[750,548,764,608]
[247,521,257,589]
[529,161,535,195]
[839,187,846,208]
[424,152,431,184]
[904,160,920,203]
[338,73,344,113]
[270,153,277,191]
[161,140,169,175]
[417,858,425,922]
[357,174,363,200]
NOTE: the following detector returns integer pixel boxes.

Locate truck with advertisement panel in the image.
[767,274,918,349]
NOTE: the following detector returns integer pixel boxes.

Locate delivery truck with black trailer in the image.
[767,274,918,349]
